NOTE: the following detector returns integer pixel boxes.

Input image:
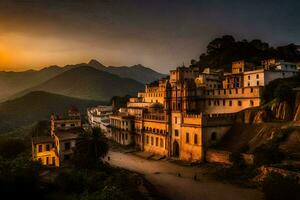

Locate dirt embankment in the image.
[217,98,300,156]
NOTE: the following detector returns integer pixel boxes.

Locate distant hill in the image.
[0,91,101,134]
[0,59,165,101]
[87,59,166,84]
[0,66,66,101]
[14,66,144,101]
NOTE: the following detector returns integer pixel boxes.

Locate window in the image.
[186,132,190,143]
[64,142,70,150]
[238,101,242,106]
[229,101,232,106]
[156,137,158,146]
[256,74,259,79]
[175,117,177,124]
[208,100,211,106]
[70,123,75,127]
[194,134,198,145]
[52,157,56,166]
[160,138,164,147]
[211,132,217,141]
[174,129,179,136]
[250,88,254,93]
[248,75,250,80]
[125,134,128,140]
[247,83,250,86]
[250,100,254,107]
[46,144,50,151]
[257,81,259,86]
[64,155,70,160]
[146,136,149,144]
[38,144,43,152]
[223,99,225,106]
[46,157,49,165]
[151,137,154,145]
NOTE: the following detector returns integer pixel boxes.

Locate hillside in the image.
[15,66,144,101]
[0,91,101,134]
[0,66,65,101]
[0,59,164,101]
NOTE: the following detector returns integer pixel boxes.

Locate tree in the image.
[274,84,294,102]
[262,172,300,200]
[0,139,27,159]
[73,128,109,169]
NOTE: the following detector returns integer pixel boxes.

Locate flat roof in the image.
[32,136,53,144]
[55,131,79,140]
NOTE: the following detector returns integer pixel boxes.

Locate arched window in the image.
[238,101,242,106]
[211,132,217,141]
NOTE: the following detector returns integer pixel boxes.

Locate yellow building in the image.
[109,59,299,162]
[32,136,60,166]
[32,107,84,167]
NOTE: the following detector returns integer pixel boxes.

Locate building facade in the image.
[32,107,84,167]
[109,59,299,162]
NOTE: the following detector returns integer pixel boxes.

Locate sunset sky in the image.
[0,0,299,73]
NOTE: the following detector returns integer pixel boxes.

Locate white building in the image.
[87,106,113,135]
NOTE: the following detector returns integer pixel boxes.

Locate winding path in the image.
[107,151,263,200]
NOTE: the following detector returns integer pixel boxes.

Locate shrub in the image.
[253,144,284,167]
[274,84,294,102]
[54,170,87,194]
[229,151,245,168]
[0,138,27,159]
[262,172,300,200]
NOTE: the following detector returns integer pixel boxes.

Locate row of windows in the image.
[246,81,260,86]
[38,144,52,152]
[206,88,254,96]
[247,74,260,80]
[185,133,198,145]
[208,99,254,107]
[145,127,166,134]
[145,92,164,97]
[146,136,164,147]
[38,156,56,165]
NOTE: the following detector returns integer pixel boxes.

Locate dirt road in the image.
[107,151,263,200]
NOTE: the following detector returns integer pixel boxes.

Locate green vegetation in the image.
[51,168,147,200]
[262,172,300,200]
[262,75,300,104]
[0,130,148,200]
[191,35,300,70]
[73,129,109,169]
[110,95,132,111]
[0,91,100,134]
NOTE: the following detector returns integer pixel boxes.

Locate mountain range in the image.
[0,59,166,101]
[12,66,144,101]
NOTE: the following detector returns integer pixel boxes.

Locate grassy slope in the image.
[13,66,144,101]
[0,91,102,134]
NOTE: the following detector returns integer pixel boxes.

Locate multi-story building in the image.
[109,59,299,162]
[87,105,113,135]
[32,107,84,167]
